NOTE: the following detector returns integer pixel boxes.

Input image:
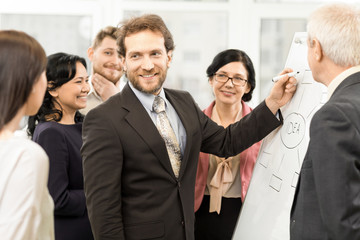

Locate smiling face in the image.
[122,30,172,95]
[210,61,250,106]
[88,36,123,84]
[50,62,90,114]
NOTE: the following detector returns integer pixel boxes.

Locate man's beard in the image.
[126,69,167,95]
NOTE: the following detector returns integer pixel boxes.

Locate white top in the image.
[0,136,54,240]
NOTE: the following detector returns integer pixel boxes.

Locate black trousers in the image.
[195,195,242,240]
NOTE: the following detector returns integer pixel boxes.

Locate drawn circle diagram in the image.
[280,113,306,149]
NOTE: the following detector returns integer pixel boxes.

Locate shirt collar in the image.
[327,65,360,100]
[128,81,167,112]
[87,75,102,100]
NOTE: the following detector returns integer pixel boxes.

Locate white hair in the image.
[307,3,360,67]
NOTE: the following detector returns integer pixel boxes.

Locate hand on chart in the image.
[265,68,297,114]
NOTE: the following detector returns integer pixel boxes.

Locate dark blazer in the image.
[290,71,360,240]
[81,84,282,240]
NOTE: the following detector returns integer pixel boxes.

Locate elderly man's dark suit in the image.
[81,84,282,240]
[290,71,360,240]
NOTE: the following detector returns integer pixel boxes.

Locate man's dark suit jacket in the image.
[81,84,282,240]
[290,71,360,240]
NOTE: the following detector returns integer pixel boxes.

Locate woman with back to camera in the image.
[28,52,93,240]
[0,30,54,240]
[194,49,261,240]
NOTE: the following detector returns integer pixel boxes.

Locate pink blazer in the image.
[194,101,261,212]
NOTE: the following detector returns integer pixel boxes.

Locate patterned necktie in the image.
[153,96,181,178]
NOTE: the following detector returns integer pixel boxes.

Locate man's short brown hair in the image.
[116,14,175,57]
[92,26,118,49]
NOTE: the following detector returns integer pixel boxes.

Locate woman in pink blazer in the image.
[194,49,261,240]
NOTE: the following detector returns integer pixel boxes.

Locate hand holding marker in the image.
[272,71,300,82]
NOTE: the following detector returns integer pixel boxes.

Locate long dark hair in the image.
[0,30,47,131]
[27,52,87,136]
[206,49,256,102]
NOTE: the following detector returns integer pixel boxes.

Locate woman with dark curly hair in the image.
[28,52,93,240]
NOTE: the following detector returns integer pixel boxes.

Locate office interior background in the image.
[1,0,358,109]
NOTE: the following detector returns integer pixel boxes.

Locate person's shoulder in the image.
[86,91,124,121]
[164,87,190,96]
[11,137,48,163]
[313,95,353,124]
[164,88,193,102]
[12,138,49,183]
[242,101,254,113]
[8,136,36,147]
[86,102,111,121]
[33,122,67,143]
[36,121,60,129]
[92,90,121,109]
[35,121,63,135]
[17,137,45,151]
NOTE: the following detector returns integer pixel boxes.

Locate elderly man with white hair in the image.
[290,3,360,240]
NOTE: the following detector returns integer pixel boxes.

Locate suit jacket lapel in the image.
[165,90,196,179]
[121,85,176,178]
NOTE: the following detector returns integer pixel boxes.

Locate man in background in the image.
[290,3,360,240]
[81,26,124,114]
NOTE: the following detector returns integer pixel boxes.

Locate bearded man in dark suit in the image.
[81,14,297,240]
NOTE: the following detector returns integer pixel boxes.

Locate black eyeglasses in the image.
[214,73,248,87]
